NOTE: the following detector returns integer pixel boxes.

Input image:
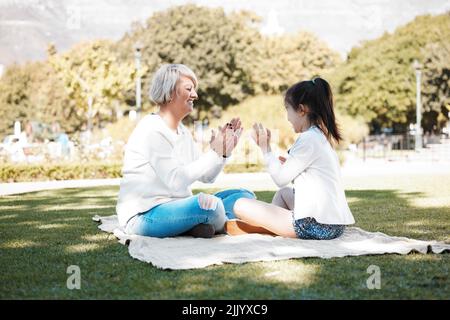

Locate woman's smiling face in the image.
[172,75,198,116]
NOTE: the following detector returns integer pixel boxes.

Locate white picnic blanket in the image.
[92,215,450,270]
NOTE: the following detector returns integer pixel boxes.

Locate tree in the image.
[0,4,345,137]
[48,40,137,131]
[115,4,262,121]
[330,13,450,133]
[422,41,450,131]
[26,59,74,134]
[0,64,31,136]
[252,32,342,94]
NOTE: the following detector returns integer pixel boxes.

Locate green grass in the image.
[0,174,449,299]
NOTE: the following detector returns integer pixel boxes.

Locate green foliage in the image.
[336,111,370,146]
[0,4,344,138]
[48,41,138,131]
[0,64,32,135]
[422,41,450,130]
[115,4,341,121]
[9,4,445,139]
[330,13,450,132]
[0,60,72,136]
[116,5,262,120]
[253,32,342,94]
[0,162,122,182]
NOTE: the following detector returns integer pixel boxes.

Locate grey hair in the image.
[149,64,198,105]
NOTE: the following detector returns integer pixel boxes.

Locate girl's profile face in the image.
[285,104,305,133]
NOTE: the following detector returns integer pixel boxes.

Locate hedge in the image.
[1,151,345,182]
[0,162,266,182]
[0,162,123,183]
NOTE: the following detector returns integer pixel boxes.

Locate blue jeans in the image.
[124,188,256,237]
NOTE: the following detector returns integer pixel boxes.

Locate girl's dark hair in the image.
[284,77,342,144]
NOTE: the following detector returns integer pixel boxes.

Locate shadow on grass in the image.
[0,186,448,299]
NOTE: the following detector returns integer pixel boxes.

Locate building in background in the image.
[261,9,284,36]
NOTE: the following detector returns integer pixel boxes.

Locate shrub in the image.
[0,162,122,183]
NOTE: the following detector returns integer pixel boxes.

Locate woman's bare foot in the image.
[224,219,276,236]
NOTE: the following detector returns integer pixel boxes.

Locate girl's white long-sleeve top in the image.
[264,126,355,225]
[116,114,226,227]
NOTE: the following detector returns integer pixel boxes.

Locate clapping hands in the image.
[209,119,274,157]
[209,117,243,158]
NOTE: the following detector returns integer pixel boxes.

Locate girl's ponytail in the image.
[313,77,342,143]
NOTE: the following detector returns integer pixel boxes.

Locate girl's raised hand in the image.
[251,122,272,154]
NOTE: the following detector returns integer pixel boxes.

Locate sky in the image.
[0,0,449,66]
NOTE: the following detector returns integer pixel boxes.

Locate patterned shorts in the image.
[292,214,345,240]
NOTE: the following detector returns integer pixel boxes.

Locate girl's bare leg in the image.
[233,198,297,238]
[271,186,295,210]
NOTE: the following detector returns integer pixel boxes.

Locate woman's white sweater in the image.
[116,114,225,227]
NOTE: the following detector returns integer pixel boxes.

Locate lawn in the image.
[0,174,449,299]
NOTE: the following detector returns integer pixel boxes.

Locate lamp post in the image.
[413,59,422,150]
[87,96,93,144]
[134,42,143,120]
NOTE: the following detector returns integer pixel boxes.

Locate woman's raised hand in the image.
[227,117,242,133]
[210,118,243,158]
[251,123,272,154]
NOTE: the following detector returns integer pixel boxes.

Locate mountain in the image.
[0,0,155,66]
[0,0,449,66]
[0,0,76,65]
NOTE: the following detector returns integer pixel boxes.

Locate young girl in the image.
[225,77,355,240]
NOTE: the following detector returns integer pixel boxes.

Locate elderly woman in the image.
[116,64,255,238]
